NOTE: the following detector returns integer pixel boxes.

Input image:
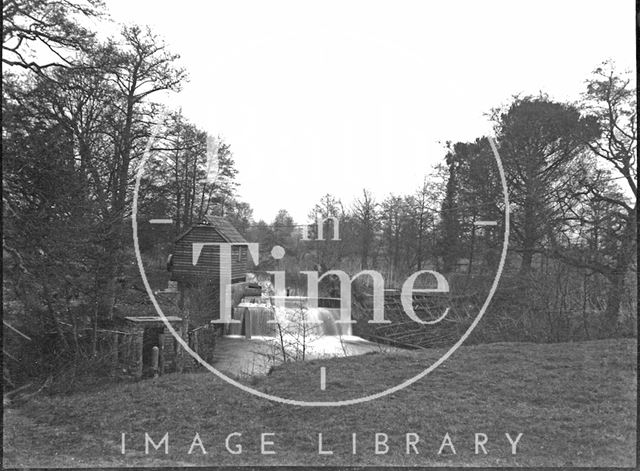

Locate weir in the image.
[228,296,351,338]
[214,296,399,377]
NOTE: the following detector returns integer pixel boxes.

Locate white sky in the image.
[103,0,635,222]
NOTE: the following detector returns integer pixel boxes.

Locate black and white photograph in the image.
[2,0,637,468]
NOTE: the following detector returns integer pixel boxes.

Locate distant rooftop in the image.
[174,215,247,244]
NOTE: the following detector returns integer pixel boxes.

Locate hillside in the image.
[3,338,637,468]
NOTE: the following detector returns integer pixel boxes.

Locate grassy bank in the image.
[3,338,636,468]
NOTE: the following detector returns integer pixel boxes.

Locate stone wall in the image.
[113,324,184,379]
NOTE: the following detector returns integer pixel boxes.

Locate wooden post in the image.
[151,346,159,378]
[244,308,252,340]
[158,332,165,374]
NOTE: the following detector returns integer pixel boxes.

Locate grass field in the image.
[3,338,637,468]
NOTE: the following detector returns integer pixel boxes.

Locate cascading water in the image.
[302,307,352,336]
[216,296,395,375]
[230,297,351,338]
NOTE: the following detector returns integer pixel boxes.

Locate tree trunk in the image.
[603,269,625,334]
[520,189,538,273]
[602,208,636,334]
[520,249,533,273]
[42,282,70,351]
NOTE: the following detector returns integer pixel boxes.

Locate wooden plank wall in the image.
[171,227,248,282]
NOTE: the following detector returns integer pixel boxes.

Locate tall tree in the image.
[438,152,463,273]
[3,0,102,72]
[379,195,406,284]
[552,63,637,329]
[493,96,597,273]
[3,22,187,336]
[142,114,240,234]
[404,179,437,271]
[448,138,504,273]
[351,189,378,269]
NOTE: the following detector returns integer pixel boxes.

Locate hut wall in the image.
[160,328,177,372]
[130,329,144,378]
[171,227,248,283]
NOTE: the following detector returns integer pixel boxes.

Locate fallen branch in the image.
[3,320,32,341]
[4,382,34,399]
[11,376,53,405]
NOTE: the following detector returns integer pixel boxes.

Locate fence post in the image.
[244,308,252,340]
[151,346,159,378]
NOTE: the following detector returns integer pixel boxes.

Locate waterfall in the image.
[229,297,351,337]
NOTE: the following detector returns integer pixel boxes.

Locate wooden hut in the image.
[167,216,258,330]
[168,216,250,285]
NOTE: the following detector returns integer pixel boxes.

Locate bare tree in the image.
[552,63,637,330]
[2,0,102,72]
[352,189,378,269]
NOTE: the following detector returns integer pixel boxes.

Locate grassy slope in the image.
[3,338,637,468]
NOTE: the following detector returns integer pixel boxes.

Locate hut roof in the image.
[174,216,248,244]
